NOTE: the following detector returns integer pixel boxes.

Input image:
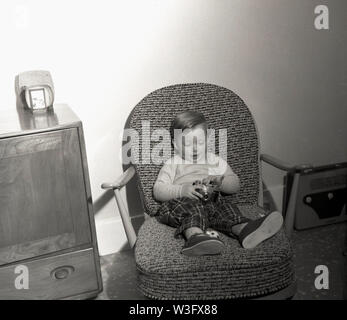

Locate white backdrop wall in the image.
[0,0,346,254]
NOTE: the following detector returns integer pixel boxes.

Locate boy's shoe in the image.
[205,228,220,238]
[238,211,283,249]
[181,233,224,256]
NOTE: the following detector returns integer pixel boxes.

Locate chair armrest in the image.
[101,166,135,190]
[260,153,313,172]
[260,154,313,238]
[100,165,137,248]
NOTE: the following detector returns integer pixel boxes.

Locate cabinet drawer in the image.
[0,248,100,299]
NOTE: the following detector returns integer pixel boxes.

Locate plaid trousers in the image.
[156,197,250,238]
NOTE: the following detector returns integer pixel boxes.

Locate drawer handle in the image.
[51,266,75,280]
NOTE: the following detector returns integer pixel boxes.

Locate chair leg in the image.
[284,172,300,238]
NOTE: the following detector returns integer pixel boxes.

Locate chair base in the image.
[135,206,296,300]
[139,280,297,300]
[253,280,297,300]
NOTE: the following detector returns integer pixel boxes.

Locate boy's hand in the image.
[202,175,224,188]
[181,184,203,200]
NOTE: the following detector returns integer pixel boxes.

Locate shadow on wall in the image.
[262,181,279,212]
[93,189,114,217]
[92,96,146,252]
[92,162,144,225]
[93,106,146,240]
[122,109,146,230]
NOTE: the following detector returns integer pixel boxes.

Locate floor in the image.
[96,222,347,300]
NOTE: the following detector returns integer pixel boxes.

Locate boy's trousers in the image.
[155,197,250,238]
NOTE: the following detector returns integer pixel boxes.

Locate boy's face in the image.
[174,124,208,163]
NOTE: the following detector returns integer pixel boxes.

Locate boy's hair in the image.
[170,110,207,139]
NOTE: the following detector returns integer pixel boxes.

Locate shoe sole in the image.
[181,239,224,256]
[242,211,283,249]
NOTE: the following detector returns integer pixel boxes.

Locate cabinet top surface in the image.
[0,104,81,138]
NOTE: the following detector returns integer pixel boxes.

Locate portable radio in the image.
[284,162,347,230]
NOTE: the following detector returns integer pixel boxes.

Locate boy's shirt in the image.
[153,152,239,202]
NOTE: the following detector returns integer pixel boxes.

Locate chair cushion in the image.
[135,205,295,299]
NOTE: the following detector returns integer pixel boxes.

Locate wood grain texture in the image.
[0,134,62,159]
[76,125,103,290]
[0,233,76,266]
[0,129,91,252]
[0,105,102,299]
[0,248,98,299]
[0,104,81,139]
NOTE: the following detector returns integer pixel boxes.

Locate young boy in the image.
[153,110,283,256]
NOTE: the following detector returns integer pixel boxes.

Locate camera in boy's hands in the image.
[193,179,220,202]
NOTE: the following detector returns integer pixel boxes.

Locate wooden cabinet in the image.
[0,105,102,299]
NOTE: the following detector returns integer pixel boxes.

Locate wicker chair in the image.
[102,83,300,299]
